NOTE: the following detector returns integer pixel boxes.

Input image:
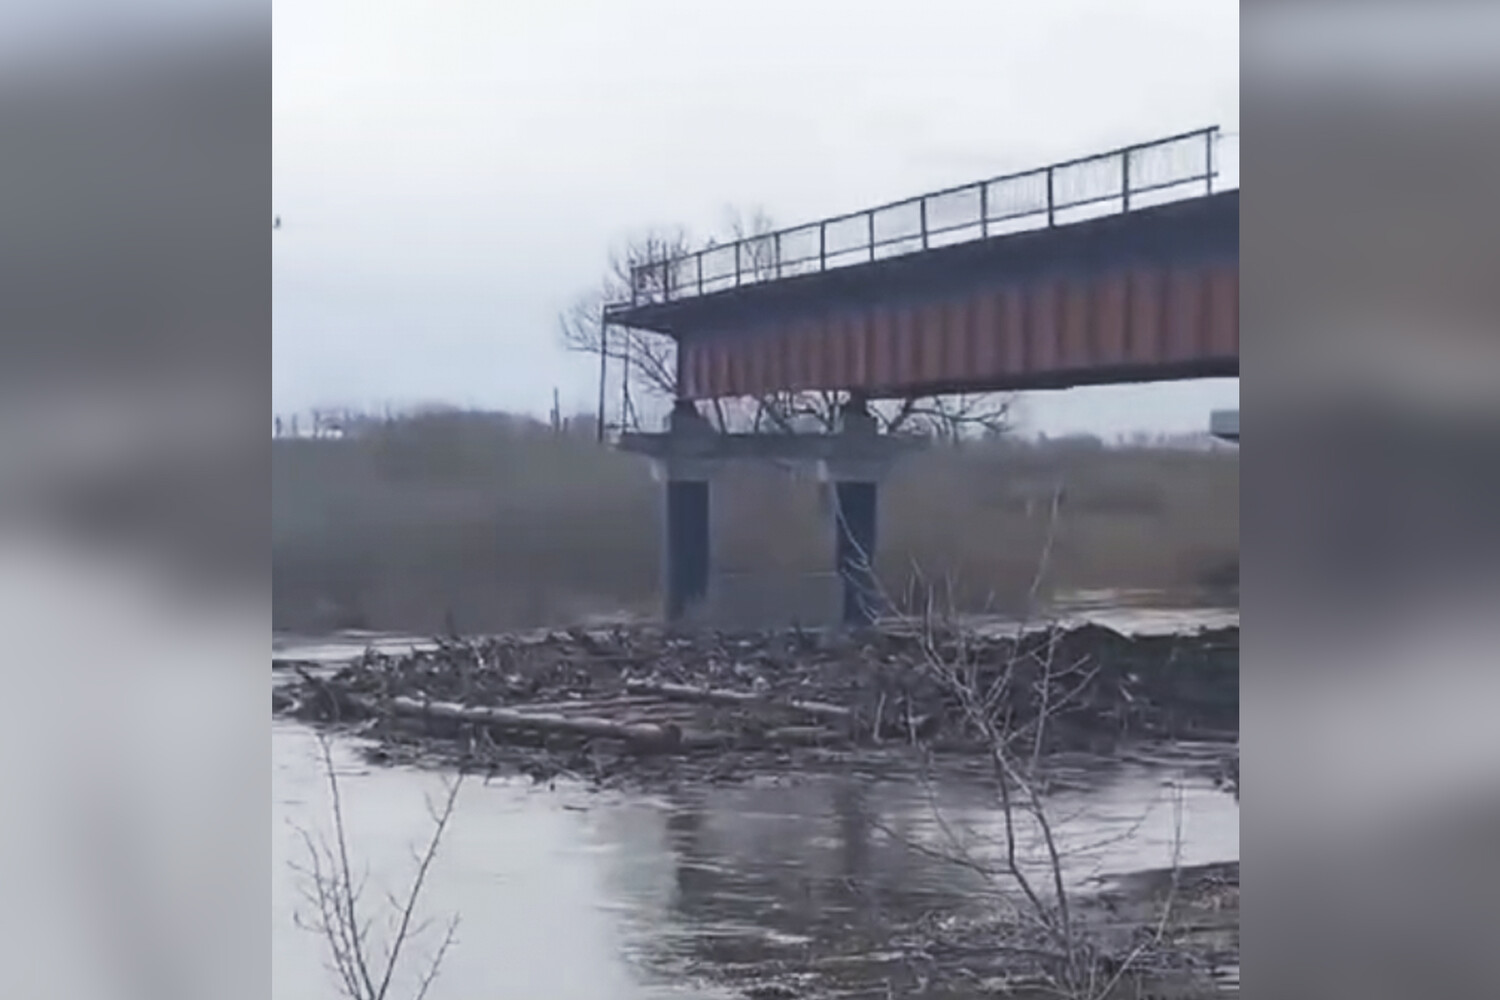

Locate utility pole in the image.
[596,317,608,443]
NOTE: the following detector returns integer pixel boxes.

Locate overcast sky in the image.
[273,0,1239,435]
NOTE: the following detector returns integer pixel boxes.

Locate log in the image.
[760,725,849,747]
[499,694,665,714]
[624,680,853,724]
[350,694,683,750]
[294,665,351,720]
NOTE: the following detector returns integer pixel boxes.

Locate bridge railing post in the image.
[819,222,826,271]
[1206,127,1216,194]
[867,212,875,262]
[1122,145,1132,212]
[1046,167,1055,226]
[696,252,703,296]
[919,198,929,250]
[734,242,742,287]
[980,181,989,238]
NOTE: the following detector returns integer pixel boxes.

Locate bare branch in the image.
[412,916,461,1000]
[376,772,463,1000]
[880,392,1015,441]
[849,487,1210,997]
[289,734,465,1000]
[316,735,380,999]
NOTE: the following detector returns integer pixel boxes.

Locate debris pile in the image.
[275,623,1237,780]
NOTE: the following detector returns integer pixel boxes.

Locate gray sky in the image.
[273,0,1239,435]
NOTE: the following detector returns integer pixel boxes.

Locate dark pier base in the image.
[664,479,710,622]
[834,481,879,627]
[619,400,922,627]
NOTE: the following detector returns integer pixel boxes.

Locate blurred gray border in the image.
[0,16,270,1000]
[1244,2,1500,997]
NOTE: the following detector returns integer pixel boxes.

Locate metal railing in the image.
[621,126,1231,308]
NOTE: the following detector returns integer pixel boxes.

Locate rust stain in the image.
[676,259,1238,398]
[1028,280,1061,372]
[1166,268,1205,362]
[1128,268,1163,366]
[1061,279,1092,370]
[1096,273,1129,365]
[1208,268,1238,356]
[972,290,1001,379]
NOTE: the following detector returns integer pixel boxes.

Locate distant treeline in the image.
[272,408,1238,633]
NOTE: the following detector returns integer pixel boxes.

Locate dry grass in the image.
[272,411,1237,634]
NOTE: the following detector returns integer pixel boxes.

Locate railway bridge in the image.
[604,127,1239,624]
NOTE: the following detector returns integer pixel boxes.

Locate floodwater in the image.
[270,590,1237,669]
[273,718,1238,999]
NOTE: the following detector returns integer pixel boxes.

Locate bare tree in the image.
[559,227,690,433]
[289,733,464,1000]
[836,491,1205,998]
[709,386,1012,441]
[562,211,1016,440]
[869,602,1200,997]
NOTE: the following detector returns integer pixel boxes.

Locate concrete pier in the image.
[1210,409,1239,442]
[832,480,878,626]
[618,398,922,626]
[663,479,709,622]
[826,395,883,627]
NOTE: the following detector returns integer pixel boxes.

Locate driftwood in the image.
[752,725,848,747]
[293,666,346,720]
[501,694,667,715]
[625,680,854,725]
[277,623,1239,774]
[343,692,852,754]
[351,694,683,750]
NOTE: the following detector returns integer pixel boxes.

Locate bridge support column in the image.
[832,480,879,627]
[664,478,710,623]
[658,400,715,624]
[825,393,886,628]
[1210,409,1239,443]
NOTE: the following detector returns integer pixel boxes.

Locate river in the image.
[273,697,1237,998]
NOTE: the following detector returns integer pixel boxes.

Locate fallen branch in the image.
[351,694,684,751]
[347,692,850,755]
[624,680,853,725]
[753,725,848,747]
[294,665,346,721]
[498,694,667,714]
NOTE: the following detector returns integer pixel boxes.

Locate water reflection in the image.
[274,721,1236,999]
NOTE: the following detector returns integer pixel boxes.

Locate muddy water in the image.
[272,721,1237,999]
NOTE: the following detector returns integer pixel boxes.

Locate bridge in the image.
[607,127,1236,400]
[604,127,1239,625]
